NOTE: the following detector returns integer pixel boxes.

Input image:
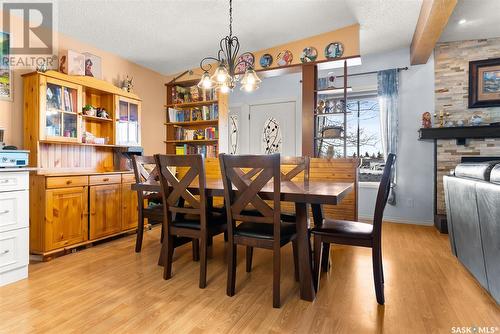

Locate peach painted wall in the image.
[0,12,165,155]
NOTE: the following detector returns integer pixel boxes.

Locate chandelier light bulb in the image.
[197,71,214,89]
[212,64,229,84]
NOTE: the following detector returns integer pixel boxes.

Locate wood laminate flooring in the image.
[0,223,499,333]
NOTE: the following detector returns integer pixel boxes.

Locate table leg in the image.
[311,204,330,273]
[295,202,315,301]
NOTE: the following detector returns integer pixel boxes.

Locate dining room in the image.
[0,0,500,333]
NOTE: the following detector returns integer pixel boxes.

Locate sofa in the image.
[444,161,500,305]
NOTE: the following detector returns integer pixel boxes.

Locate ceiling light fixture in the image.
[197,0,261,93]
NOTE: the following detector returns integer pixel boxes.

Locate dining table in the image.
[132,177,354,302]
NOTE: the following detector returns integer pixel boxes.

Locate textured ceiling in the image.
[440,0,500,43]
[55,0,423,75]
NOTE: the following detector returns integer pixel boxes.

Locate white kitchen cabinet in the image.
[0,170,30,287]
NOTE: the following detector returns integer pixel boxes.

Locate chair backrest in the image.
[132,155,158,184]
[372,153,396,237]
[240,156,310,183]
[219,153,281,237]
[154,154,207,227]
[280,156,310,181]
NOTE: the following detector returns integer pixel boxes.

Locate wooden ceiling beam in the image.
[410,0,457,65]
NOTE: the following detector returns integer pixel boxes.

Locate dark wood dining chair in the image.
[132,155,164,253]
[311,153,396,305]
[219,153,298,308]
[240,156,309,223]
[154,154,226,288]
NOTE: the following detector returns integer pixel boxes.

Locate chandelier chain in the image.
[229,0,233,37]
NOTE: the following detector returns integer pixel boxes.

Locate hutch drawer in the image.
[89,174,122,185]
[46,176,88,189]
[121,173,136,183]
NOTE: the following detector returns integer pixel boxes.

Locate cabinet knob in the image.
[0,179,9,184]
[66,180,73,185]
[0,249,9,255]
[103,178,110,182]
[0,210,9,215]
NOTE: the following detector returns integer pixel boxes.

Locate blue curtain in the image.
[377,69,399,205]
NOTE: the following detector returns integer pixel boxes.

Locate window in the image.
[316,95,384,182]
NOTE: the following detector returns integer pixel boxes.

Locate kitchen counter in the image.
[0,167,38,173]
[34,170,134,177]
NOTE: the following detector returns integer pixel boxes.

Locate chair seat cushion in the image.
[171,211,226,230]
[311,219,373,239]
[241,208,296,223]
[235,222,296,243]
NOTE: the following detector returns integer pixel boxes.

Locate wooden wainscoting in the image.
[38,143,114,171]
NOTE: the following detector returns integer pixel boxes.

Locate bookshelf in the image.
[165,79,228,158]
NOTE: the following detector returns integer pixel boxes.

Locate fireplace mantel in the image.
[419,124,500,145]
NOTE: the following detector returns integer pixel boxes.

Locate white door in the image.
[249,101,296,156]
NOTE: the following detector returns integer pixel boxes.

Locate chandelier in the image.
[197,0,261,93]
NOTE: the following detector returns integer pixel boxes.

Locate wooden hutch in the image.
[23,70,142,259]
[165,79,228,156]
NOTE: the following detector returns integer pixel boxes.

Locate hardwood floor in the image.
[0,223,498,333]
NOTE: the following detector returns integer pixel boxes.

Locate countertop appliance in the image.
[0,150,30,168]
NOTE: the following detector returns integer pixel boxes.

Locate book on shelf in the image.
[168,105,218,123]
[175,144,217,158]
[174,126,218,141]
[172,85,215,104]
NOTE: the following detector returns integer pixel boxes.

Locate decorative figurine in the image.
[422,112,432,128]
[434,109,450,128]
[96,107,109,119]
[470,114,484,126]
[122,76,133,93]
[316,100,326,114]
[36,59,48,73]
[456,119,465,127]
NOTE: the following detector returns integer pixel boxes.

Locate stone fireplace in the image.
[430,37,500,231]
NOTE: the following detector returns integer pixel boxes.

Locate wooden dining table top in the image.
[132,178,354,205]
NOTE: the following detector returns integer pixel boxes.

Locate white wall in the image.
[229,48,435,225]
[229,72,303,155]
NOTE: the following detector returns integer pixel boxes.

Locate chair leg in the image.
[380,247,385,284]
[313,234,323,292]
[135,209,145,253]
[192,239,200,262]
[292,239,299,282]
[227,244,237,297]
[207,236,213,247]
[321,243,330,273]
[272,247,281,308]
[160,222,164,243]
[199,237,208,289]
[224,230,228,242]
[372,247,385,305]
[163,235,174,280]
[246,246,253,272]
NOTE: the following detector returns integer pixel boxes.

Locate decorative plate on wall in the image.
[325,42,344,59]
[259,53,273,68]
[300,47,318,63]
[276,50,293,67]
[235,52,255,74]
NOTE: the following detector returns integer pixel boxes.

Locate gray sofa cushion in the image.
[490,164,500,184]
[454,161,499,181]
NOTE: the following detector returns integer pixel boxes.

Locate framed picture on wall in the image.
[0,32,13,101]
[83,52,102,79]
[469,57,500,108]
